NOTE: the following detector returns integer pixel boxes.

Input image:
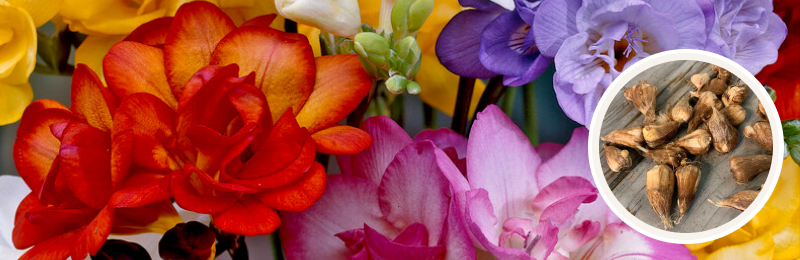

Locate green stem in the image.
[272,231,285,260]
[423,102,437,129]
[347,80,379,127]
[378,0,398,32]
[500,86,516,116]
[389,93,405,127]
[474,76,506,118]
[523,82,539,145]
[451,77,475,136]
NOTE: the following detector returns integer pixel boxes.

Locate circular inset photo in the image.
[588,50,783,244]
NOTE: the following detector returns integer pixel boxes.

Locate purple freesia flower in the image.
[704,0,788,74]
[532,0,713,126]
[452,105,694,259]
[279,116,475,260]
[436,0,554,86]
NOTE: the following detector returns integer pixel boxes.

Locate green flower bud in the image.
[394,36,422,77]
[391,0,434,37]
[386,74,408,94]
[406,80,421,95]
[354,32,390,66]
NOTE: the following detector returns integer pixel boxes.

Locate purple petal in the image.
[553,68,607,126]
[413,128,468,159]
[467,105,541,226]
[532,0,582,57]
[280,175,397,260]
[363,224,446,260]
[553,33,608,95]
[514,0,541,25]
[464,189,532,259]
[341,116,412,185]
[379,141,450,246]
[536,127,591,188]
[530,176,598,227]
[479,11,553,86]
[572,223,696,260]
[437,10,501,79]
[696,0,716,36]
[460,0,507,12]
[533,143,564,162]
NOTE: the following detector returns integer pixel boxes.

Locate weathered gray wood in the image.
[598,60,772,233]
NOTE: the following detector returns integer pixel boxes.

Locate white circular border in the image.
[588,49,784,244]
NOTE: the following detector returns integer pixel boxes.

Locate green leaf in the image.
[783,119,800,137]
[790,145,800,166]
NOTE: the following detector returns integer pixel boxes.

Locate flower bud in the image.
[275,0,362,37]
[394,36,422,77]
[354,32,390,67]
[391,0,433,37]
[159,221,216,260]
[406,80,421,94]
[386,74,408,94]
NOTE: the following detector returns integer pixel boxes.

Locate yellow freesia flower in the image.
[4,0,62,27]
[690,157,800,260]
[0,0,36,126]
[71,0,284,81]
[300,0,486,116]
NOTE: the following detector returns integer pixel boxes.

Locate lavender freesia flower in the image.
[452,105,694,259]
[704,0,788,74]
[280,116,475,260]
[532,0,713,126]
[436,0,554,85]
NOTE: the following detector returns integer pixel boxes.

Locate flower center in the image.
[621,26,648,58]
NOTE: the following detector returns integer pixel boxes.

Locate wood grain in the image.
[599,60,772,233]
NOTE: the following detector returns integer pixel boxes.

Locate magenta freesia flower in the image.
[279,116,475,260]
[455,105,694,259]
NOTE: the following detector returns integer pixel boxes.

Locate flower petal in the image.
[212,196,280,236]
[70,64,118,132]
[530,176,597,227]
[58,122,114,209]
[340,116,413,185]
[210,26,316,121]
[413,128,468,159]
[436,10,500,79]
[295,55,372,133]
[124,17,174,48]
[479,11,550,82]
[572,222,695,259]
[534,142,564,162]
[169,172,240,214]
[532,0,581,57]
[379,141,450,246]
[463,189,530,259]
[73,206,114,259]
[108,172,171,208]
[256,162,326,212]
[467,105,540,226]
[363,224,446,259]
[74,35,123,83]
[280,175,396,260]
[236,111,311,181]
[13,104,76,193]
[104,41,176,108]
[311,125,373,155]
[164,1,236,93]
[113,93,176,172]
[535,127,590,188]
[240,14,278,28]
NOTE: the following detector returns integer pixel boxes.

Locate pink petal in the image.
[467,105,541,233]
[463,189,531,260]
[558,220,601,252]
[531,176,597,227]
[413,128,467,159]
[391,222,429,246]
[536,127,591,189]
[442,195,477,260]
[279,175,396,260]
[572,223,695,260]
[340,116,412,185]
[363,224,446,260]
[534,142,564,163]
[379,141,450,247]
[529,221,559,260]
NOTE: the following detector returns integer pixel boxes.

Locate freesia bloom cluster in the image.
[438,0,788,126]
[11,2,372,259]
[283,105,693,259]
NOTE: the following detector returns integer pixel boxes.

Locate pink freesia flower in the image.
[458,105,694,259]
[279,116,475,260]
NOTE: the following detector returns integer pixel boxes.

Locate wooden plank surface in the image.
[598,60,772,233]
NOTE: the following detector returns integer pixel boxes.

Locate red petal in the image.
[296,54,373,133]
[58,121,114,208]
[112,200,180,234]
[73,206,113,260]
[104,41,176,108]
[70,64,118,132]
[240,14,278,28]
[235,110,309,179]
[311,125,372,155]
[113,93,176,171]
[20,99,68,119]
[187,123,260,176]
[210,26,316,121]
[169,171,240,214]
[212,195,280,236]
[108,172,171,208]
[124,17,174,48]
[228,136,315,190]
[111,128,133,189]
[13,194,74,249]
[17,232,73,260]
[228,83,272,130]
[14,106,77,193]
[256,162,326,212]
[165,1,235,94]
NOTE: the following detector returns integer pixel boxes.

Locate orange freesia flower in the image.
[101,2,373,235]
[12,65,180,260]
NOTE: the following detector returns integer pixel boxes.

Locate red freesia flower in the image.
[101,2,373,236]
[12,65,180,260]
[757,2,800,119]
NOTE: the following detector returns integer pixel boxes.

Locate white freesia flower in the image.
[275,0,361,37]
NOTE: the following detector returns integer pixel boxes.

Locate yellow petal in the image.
[4,0,63,27]
[707,225,756,252]
[706,233,774,260]
[0,1,36,83]
[214,0,285,29]
[772,208,800,260]
[298,24,321,57]
[750,157,800,235]
[59,0,184,35]
[691,249,710,260]
[74,34,124,83]
[0,81,32,125]
[687,241,715,251]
